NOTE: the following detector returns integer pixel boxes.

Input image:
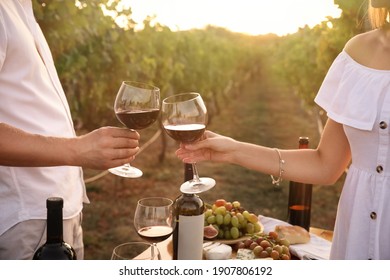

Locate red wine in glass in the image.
[134,197,175,260]
[161,92,215,194]
[108,81,160,178]
[163,124,206,143]
[137,225,174,243]
[116,109,160,130]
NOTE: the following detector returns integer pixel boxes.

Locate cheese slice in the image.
[236,248,255,260]
[204,243,232,260]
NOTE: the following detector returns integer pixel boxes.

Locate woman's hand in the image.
[176,119,351,186]
[176,130,238,164]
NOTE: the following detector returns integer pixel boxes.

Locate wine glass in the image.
[108,81,160,178]
[111,241,159,260]
[134,197,175,260]
[161,92,216,193]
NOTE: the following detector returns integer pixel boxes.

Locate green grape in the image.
[242,210,250,220]
[231,216,239,228]
[215,206,227,216]
[224,229,231,239]
[253,245,263,257]
[240,219,248,229]
[216,214,224,225]
[281,245,289,254]
[204,209,213,219]
[265,247,273,255]
[218,229,224,239]
[223,213,231,225]
[279,238,290,247]
[273,245,283,255]
[206,215,216,225]
[232,201,241,208]
[254,222,261,233]
[246,222,255,234]
[236,212,245,223]
[248,213,258,224]
[230,226,240,239]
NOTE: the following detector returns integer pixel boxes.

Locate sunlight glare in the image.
[120,0,341,36]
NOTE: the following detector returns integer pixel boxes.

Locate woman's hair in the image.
[369,0,390,28]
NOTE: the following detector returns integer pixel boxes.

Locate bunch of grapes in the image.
[204,199,262,240]
[236,231,291,260]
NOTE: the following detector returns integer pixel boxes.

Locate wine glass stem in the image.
[192,163,201,182]
[123,163,132,169]
[152,243,161,260]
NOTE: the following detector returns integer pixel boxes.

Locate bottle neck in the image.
[184,163,193,182]
[46,207,63,244]
[298,137,309,149]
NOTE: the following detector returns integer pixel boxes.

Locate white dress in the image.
[315,50,390,259]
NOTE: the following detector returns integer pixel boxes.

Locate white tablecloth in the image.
[259,215,331,260]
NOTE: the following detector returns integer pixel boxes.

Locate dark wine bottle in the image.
[172,164,205,260]
[287,137,313,231]
[33,197,77,260]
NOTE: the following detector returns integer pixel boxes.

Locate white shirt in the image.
[0,0,88,236]
[315,51,390,259]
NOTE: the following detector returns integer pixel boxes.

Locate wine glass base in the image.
[108,165,143,178]
[180,177,216,194]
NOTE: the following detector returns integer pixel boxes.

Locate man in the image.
[0,0,139,259]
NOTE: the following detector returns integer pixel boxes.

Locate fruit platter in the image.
[203,198,293,260]
[204,198,264,242]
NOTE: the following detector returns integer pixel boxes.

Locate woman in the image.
[176,0,390,260]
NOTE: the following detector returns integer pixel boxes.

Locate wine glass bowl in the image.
[108,81,160,178]
[134,197,175,260]
[161,92,216,193]
[164,123,206,144]
[111,241,159,260]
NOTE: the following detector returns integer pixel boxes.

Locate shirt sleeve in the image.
[0,8,6,71]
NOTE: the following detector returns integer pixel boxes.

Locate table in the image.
[309,227,333,242]
[155,227,333,260]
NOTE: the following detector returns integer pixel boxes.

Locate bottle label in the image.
[177,214,204,260]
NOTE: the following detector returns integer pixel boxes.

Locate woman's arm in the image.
[176,119,351,185]
[0,122,140,170]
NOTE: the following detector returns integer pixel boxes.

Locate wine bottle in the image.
[287,137,313,231]
[33,197,77,260]
[172,164,205,260]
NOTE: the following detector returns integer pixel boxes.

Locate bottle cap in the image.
[299,136,309,145]
[46,197,64,209]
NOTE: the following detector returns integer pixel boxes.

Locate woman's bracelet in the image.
[270,148,285,186]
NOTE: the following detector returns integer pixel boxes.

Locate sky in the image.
[119,0,342,36]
